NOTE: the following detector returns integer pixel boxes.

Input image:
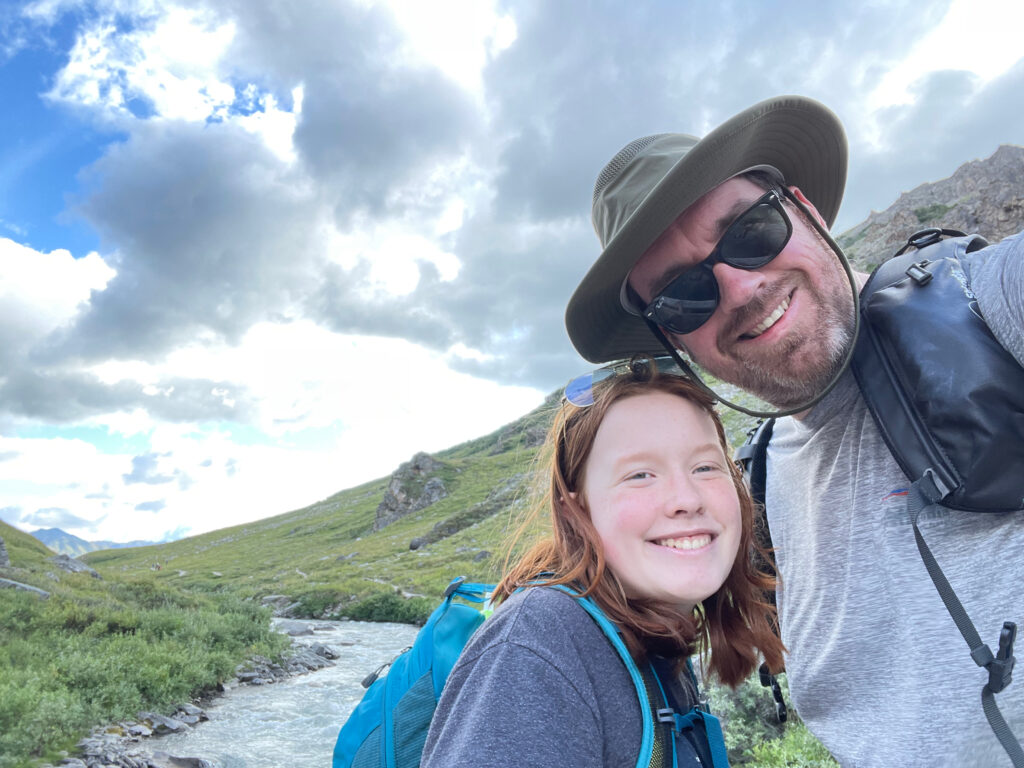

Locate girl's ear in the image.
[557,491,580,511]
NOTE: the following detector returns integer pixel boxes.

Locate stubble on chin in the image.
[697,276,855,410]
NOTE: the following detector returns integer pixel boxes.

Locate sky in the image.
[1,0,1023,545]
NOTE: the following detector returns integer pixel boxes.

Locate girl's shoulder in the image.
[462,586,615,668]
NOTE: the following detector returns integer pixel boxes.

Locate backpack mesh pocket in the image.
[350,723,382,768]
[392,672,437,766]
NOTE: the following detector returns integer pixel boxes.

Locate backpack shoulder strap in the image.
[548,587,657,768]
[852,230,1024,767]
[551,586,731,768]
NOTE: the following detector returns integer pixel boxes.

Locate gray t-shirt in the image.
[767,230,1024,767]
[422,587,704,768]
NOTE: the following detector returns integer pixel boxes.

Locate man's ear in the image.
[787,185,828,228]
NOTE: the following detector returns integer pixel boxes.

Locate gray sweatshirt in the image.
[422,587,707,767]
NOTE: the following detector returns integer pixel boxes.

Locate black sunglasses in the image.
[637,189,792,335]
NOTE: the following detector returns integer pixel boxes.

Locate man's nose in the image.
[712,260,768,313]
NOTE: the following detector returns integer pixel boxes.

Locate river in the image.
[153,618,420,768]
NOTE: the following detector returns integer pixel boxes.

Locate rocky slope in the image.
[838,144,1024,270]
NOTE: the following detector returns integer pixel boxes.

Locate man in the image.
[565,96,1024,767]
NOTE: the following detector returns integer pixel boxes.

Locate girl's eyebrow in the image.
[613,442,723,466]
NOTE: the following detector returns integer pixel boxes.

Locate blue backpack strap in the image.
[550,585,732,768]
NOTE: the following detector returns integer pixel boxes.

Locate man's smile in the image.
[743,293,792,339]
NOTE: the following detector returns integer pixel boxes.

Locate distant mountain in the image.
[30,527,156,557]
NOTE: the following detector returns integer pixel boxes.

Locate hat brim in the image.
[565,95,847,363]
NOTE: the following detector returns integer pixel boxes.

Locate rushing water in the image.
[153,618,420,768]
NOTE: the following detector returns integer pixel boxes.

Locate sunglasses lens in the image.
[642,193,791,334]
[564,368,616,406]
[564,372,596,406]
[645,268,719,335]
[719,202,790,267]
[563,357,684,407]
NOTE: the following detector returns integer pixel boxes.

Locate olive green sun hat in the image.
[565,95,848,363]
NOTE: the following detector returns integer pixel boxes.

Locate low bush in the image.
[342,592,433,624]
[0,578,288,768]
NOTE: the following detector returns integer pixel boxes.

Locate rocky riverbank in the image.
[43,621,347,768]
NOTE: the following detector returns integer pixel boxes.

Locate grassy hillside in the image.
[0,520,288,768]
[80,389,761,622]
[82,413,555,622]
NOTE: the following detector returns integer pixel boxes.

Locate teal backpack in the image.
[331,576,730,768]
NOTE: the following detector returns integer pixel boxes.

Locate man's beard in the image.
[692,256,856,411]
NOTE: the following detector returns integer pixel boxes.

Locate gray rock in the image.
[0,535,8,567]
[840,144,1024,270]
[139,713,188,735]
[311,642,341,659]
[0,577,50,598]
[151,753,215,768]
[374,452,449,530]
[472,550,491,562]
[47,554,101,579]
[409,537,426,550]
[275,620,313,636]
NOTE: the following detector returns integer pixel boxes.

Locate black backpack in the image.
[737,229,1024,765]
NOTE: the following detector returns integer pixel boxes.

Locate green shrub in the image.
[914,202,953,223]
[707,671,837,767]
[708,673,787,764]
[0,582,288,768]
[750,721,838,767]
[342,592,432,624]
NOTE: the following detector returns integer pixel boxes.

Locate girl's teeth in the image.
[658,534,712,550]
[750,296,790,337]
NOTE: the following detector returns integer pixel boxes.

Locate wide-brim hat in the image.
[565,95,848,363]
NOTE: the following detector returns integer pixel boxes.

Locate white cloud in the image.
[0,238,115,342]
[868,0,1024,111]
[47,6,237,121]
[0,325,543,542]
[379,0,517,94]
[44,2,303,163]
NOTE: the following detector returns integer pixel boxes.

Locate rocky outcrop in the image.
[374,452,449,530]
[0,577,50,598]
[408,474,527,550]
[48,553,102,579]
[0,535,9,567]
[839,144,1024,270]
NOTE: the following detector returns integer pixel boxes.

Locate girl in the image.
[422,359,784,767]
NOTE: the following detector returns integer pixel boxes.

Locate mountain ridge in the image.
[28,527,159,557]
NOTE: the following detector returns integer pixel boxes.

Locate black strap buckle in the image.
[758,663,788,723]
[655,707,676,724]
[972,622,1016,694]
[906,261,934,286]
